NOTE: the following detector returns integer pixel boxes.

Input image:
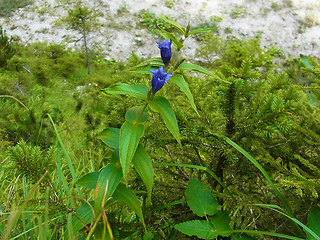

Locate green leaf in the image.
[170,74,199,116]
[185,179,218,217]
[175,220,217,239]
[132,144,154,201]
[129,58,163,69]
[148,96,181,145]
[177,62,215,76]
[300,54,314,70]
[157,28,184,50]
[232,234,257,240]
[306,207,320,240]
[113,183,146,230]
[47,114,81,195]
[223,136,293,217]
[125,106,148,123]
[104,84,149,100]
[98,127,120,149]
[76,172,100,189]
[129,65,159,74]
[254,203,318,240]
[154,162,234,198]
[158,16,186,36]
[69,203,94,237]
[94,163,123,214]
[120,121,145,178]
[210,211,232,237]
[128,58,163,73]
[143,231,154,240]
[188,27,218,36]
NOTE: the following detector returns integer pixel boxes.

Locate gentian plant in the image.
[71,17,220,239]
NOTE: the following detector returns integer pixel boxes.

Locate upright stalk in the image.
[82,29,91,75]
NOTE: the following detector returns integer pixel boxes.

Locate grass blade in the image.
[47,114,81,196]
[223,136,293,217]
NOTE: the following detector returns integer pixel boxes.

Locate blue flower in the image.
[157,39,172,66]
[150,66,173,93]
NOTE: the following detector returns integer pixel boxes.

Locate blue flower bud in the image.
[157,39,172,66]
[150,66,173,93]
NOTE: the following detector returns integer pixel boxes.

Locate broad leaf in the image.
[125,106,148,123]
[143,232,154,240]
[113,183,146,230]
[175,220,217,239]
[67,202,94,238]
[132,144,154,201]
[120,121,145,177]
[185,179,218,217]
[76,172,100,189]
[158,16,186,36]
[104,84,149,100]
[306,207,320,240]
[148,96,181,145]
[170,74,199,116]
[210,211,232,237]
[94,163,122,213]
[98,127,120,149]
[300,54,314,70]
[188,27,218,36]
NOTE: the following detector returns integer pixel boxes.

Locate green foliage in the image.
[0,26,15,68]
[0,0,32,17]
[7,140,56,183]
[185,179,218,217]
[63,6,97,32]
[138,10,173,34]
[1,16,320,240]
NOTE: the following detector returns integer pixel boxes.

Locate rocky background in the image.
[1,0,320,61]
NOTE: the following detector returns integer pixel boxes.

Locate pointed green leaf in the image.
[177,62,215,76]
[175,220,217,239]
[158,16,186,36]
[210,211,232,237]
[143,231,154,240]
[104,84,149,100]
[76,172,100,189]
[125,106,148,123]
[120,121,145,177]
[148,96,180,144]
[132,144,154,201]
[129,66,159,74]
[223,136,293,217]
[185,179,218,217]
[129,58,163,69]
[68,202,94,237]
[157,28,184,50]
[113,183,146,230]
[300,54,314,70]
[170,74,199,116]
[98,128,120,149]
[128,58,163,73]
[188,27,218,36]
[306,207,320,240]
[94,163,123,213]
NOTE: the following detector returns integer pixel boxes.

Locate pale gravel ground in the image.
[1,0,320,62]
